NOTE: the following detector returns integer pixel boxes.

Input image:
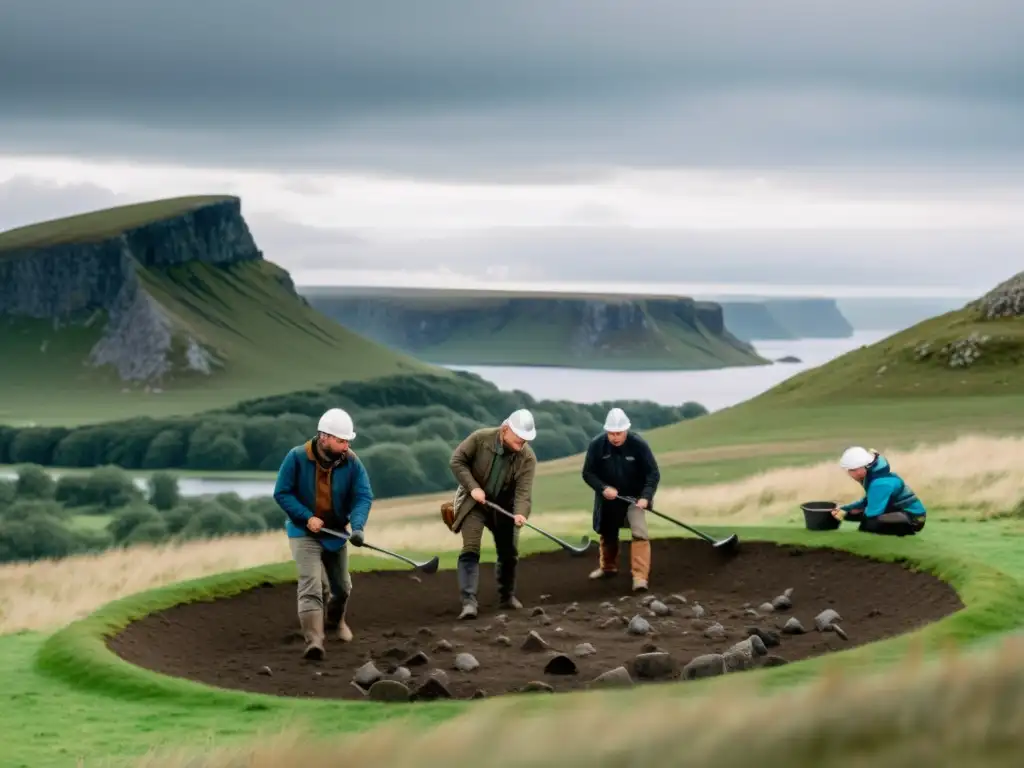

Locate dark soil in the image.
[108,539,963,701]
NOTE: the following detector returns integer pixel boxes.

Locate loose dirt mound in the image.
[108,539,963,701]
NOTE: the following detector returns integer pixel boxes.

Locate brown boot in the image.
[589,535,619,579]
[630,539,651,592]
[337,615,353,643]
[326,595,353,642]
[299,610,325,660]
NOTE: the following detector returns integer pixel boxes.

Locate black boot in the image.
[496,556,522,609]
[457,552,479,619]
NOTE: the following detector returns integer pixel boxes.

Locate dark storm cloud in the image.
[1,0,1022,178]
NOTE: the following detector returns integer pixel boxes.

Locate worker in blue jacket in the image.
[274,408,373,659]
[831,446,926,536]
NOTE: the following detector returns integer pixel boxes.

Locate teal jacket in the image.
[273,440,373,551]
[840,454,926,518]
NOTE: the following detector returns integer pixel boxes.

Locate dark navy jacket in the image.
[581,431,660,533]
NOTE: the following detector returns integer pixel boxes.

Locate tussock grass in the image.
[654,433,1024,524]
[131,633,1024,768]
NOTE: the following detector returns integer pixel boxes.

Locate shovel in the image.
[618,495,739,552]
[320,526,440,574]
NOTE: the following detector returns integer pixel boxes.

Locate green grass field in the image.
[2,293,1023,766]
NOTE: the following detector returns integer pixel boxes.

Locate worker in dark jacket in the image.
[581,408,661,591]
[831,447,926,536]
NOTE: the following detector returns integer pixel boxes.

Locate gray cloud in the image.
[0,176,125,232]
[1,0,1022,179]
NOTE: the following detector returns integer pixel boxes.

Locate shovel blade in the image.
[713,534,740,550]
[418,556,440,574]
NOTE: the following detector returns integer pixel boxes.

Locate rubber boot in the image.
[497,557,522,609]
[299,610,325,660]
[630,538,651,592]
[326,594,353,642]
[589,535,619,579]
[457,553,480,620]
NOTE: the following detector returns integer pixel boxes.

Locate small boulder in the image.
[433,639,454,652]
[390,666,412,682]
[544,653,578,675]
[563,603,580,615]
[745,627,781,648]
[403,651,431,667]
[691,603,706,619]
[666,594,688,605]
[815,609,842,632]
[649,600,670,617]
[589,666,634,689]
[703,623,727,640]
[640,595,659,607]
[531,606,547,617]
[632,651,678,680]
[573,642,597,657]
[723,636,768,672]
[495,635,513,647]
[428,668,450,685]
[627,615,652,635]
[682,653,727,680]
[353,661,383,688]
[412,677,453,701]
[520,681,555,693]
[522,630,550,652]
[743,609,760,619]
[782,618,806,635]
[368,679,411,702]
[454,653,480,672]
[383,646,408,660]
[784,587,794,598]
[759,602,775,614]
[771,595,793,611]
[257,666,272,676]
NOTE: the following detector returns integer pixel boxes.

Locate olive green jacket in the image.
[448,427,537,533]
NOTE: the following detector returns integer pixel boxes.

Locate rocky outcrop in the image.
[0,197,261,382]
[971,270,1024,320]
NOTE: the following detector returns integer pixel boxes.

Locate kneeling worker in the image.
[581,407,661,591]
[448,409,538,620]
[274,408,374,659]
[831,446,926,536]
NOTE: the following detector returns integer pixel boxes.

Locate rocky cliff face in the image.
[972,270,1024,319]
[719,298,854,340]
[0,198,261,381]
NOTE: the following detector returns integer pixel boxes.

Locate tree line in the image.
[0,372,705,500]
[0,464,286,564]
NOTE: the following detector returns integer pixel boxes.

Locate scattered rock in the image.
[382,646,407,660]
[815,609,842,632]
[682,653,727,680]
[771,595,793,611]
[454,653,480,672]
[520,681,555,693]
[632,651,678,680]
[596,617,620,630]
[703,623,727,640]
[589,666,635,689]
[368,679,411,702]
[762,655,789,667]
[353,661,383,688]
[433,639,454,652]
[649,600,670,617]
[573,642,597,657]
[544,653,579,675]
[627,615,652,635]
[782,618,806,635]
[257,666,272,676]
[531,607,547,617]
[759,602,775,613]
[784,587,794,598]
[522,630,550,652]
[745,627,781,648]
[640,595,659,607]
[495,614,509,624]
[428,669,449,685]
[723,636,768,672]
[403,651,430,667]
[691,603,706,618]
[743,609,760,619]
[666,594,688,605]
[412,677,453,701]
[390,666,412,682]
[495,635,513,647]
[563,603,580,615]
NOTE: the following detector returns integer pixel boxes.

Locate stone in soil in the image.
[413,677,452,701]
[703,623,727,640]
[682,653,726,680]
[544,653,579,675]
[782,617,806,634]
[368,679,411,702]
[628,615,652,635]
[632,651,678,680]
[454,653,480,672]
[746,627,781,648]
[403,651,430,667]
[771,595,793,611]
[353,661,382,688]
[521,681,555,693]
[589,666,635,689]
[521,631,549,651]
[649,600,670,617]
[495,635,513,647]
[573,642,597,657]
[666,594,687,605]
[815,609,842,632]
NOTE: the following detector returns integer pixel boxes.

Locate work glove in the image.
[349,529,365,547]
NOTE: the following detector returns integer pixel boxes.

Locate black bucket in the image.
[801,500,841,531]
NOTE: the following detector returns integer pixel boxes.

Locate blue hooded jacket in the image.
[273,440,373,551]
[840,453,926,518]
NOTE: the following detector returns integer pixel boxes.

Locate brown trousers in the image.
[598,503,650,580]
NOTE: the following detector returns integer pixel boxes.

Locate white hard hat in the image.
[504,408,536,441]
[603,407,631,432]
[318,408,356,440]
[839,446,875,470]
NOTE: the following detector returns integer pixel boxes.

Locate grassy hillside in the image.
[301,286,768,370]
[0,196,233,255]
[0,200,441,427]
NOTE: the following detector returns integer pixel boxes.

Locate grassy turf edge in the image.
[34,527,1023,718]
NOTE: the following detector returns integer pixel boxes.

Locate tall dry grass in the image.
[130,634,1024,768]
[655,433,1024,524]
[4,434,1018,636]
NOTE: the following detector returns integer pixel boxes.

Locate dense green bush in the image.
[0,373,706,504]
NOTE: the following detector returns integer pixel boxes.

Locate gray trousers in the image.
[288,535,352,616]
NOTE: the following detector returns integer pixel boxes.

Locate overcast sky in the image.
[1,0,1021,297]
